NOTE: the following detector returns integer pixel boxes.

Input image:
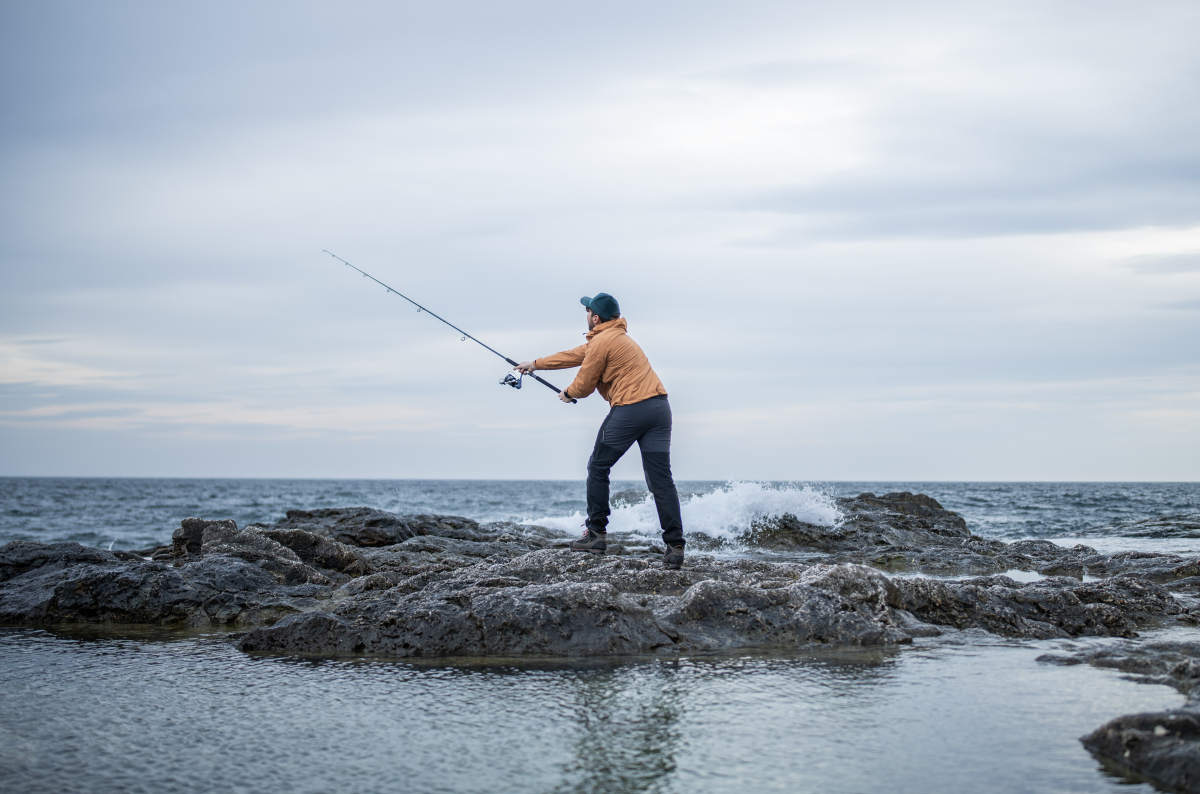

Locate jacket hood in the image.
[585,316,627,341]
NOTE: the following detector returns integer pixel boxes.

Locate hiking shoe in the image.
[663,544,684,570]
[570,528,607,555]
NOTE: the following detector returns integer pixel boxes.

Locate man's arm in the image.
[516,344,587,374]
[563,342,607,399]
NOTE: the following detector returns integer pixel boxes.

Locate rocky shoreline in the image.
[2,492,1198,790]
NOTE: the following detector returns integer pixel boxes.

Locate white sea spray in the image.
[526,481,842,540]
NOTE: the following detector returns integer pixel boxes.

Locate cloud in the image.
[2,1,1200,478]
[1127,252,1200,274]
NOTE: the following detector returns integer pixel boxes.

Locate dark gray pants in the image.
[586,395,684,546]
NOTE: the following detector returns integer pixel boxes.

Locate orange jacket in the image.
[534,317,668,406]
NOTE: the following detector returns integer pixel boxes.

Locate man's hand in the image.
[516,361,536,374]
[559,391,573,403]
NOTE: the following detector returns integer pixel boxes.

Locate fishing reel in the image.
[500,370,523,390]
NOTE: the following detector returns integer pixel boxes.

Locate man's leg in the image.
[636,399,684,548]
[640,449,683,547]
[585,408,640,533]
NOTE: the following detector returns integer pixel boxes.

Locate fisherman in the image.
[516,294,686,569]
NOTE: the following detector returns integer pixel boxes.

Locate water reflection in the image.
[553,661,685,794]
[0,629,1177,794]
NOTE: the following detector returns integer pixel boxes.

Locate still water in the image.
[0,626,1186,794]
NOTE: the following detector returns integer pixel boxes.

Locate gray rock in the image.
[239,544,1181,658]
[1040,641,1200,697]
[894,574,1179,639]
[0,540,119,583]
[171,517,219,556]
[256,527,371,576]
[3,493,1192,664]
[1041,641,1200,792]
[1083,710,1200,793]
[199,521,332,586]
[0,541,330,627]
[715,492,1028,578]
[268,508,484,547]
[239,554,917,657]
[745,494,1200,587]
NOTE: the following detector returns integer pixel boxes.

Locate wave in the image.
[525,481,842,541]
[1072,512,1200,539]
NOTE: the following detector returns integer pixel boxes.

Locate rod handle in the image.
[532,374,577,403]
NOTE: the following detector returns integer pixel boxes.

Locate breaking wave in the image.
[526,481,841,542]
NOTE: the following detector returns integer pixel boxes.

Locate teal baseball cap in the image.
[580,293,620,321]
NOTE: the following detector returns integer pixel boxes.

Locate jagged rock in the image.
[710,492,972,555]
[3,494,1192,664]
[1041,641,1200,792]
[336,571,410,596]
[894,574,1179,639]
[1084,711,1200,793]
[172,517,223,556]
[256,528,371,576]
[735,513,853,551]
[1040,641,1200,696]
[268,508,484,547]
[199,521,332,586]
[239,546,1182,658]
[0,541,330,626]
[840,492,971,540]
[0,540,119,582]
[238,555,917,657]
[252,498,1200,588]
[353,536,531,578]
[1059,550,1200,584]
[714,492,1018,577]
[857,542,1030,577]
[471,521,564,546]
[1001,539,1200,584]
[738,494,1200,586]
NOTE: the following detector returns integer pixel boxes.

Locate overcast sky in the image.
[1,0,1198,481]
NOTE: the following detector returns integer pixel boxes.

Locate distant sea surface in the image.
[1,478,1197,554]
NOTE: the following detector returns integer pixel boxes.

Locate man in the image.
[516,293,686,570]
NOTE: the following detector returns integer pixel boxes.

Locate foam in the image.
[526,481,842,541]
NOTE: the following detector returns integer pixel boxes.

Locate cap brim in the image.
[579,296,592,308]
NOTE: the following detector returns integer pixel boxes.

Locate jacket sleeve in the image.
[564,339,608,399]
[534,344,587,371]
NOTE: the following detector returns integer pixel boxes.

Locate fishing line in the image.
[323,251,576,403]
[75,4,575,405]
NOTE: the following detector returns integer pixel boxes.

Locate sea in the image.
[2,478,1198,794]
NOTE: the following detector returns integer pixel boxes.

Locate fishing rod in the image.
[324,250,577,403]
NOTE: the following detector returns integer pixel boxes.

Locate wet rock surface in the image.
[895,574,1180,639]
[1040,641,1200,792]
[239,554,920,657]
[0,538,331,627]
[749,492,1200,584]
[1,493,1194,661]
[265,508,506,548]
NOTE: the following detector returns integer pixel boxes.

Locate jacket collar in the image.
[585,316,627,341]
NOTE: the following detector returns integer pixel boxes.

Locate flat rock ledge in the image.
[1041,641,1200,793]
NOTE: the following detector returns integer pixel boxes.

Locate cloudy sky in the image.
[1,0,1198,481]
